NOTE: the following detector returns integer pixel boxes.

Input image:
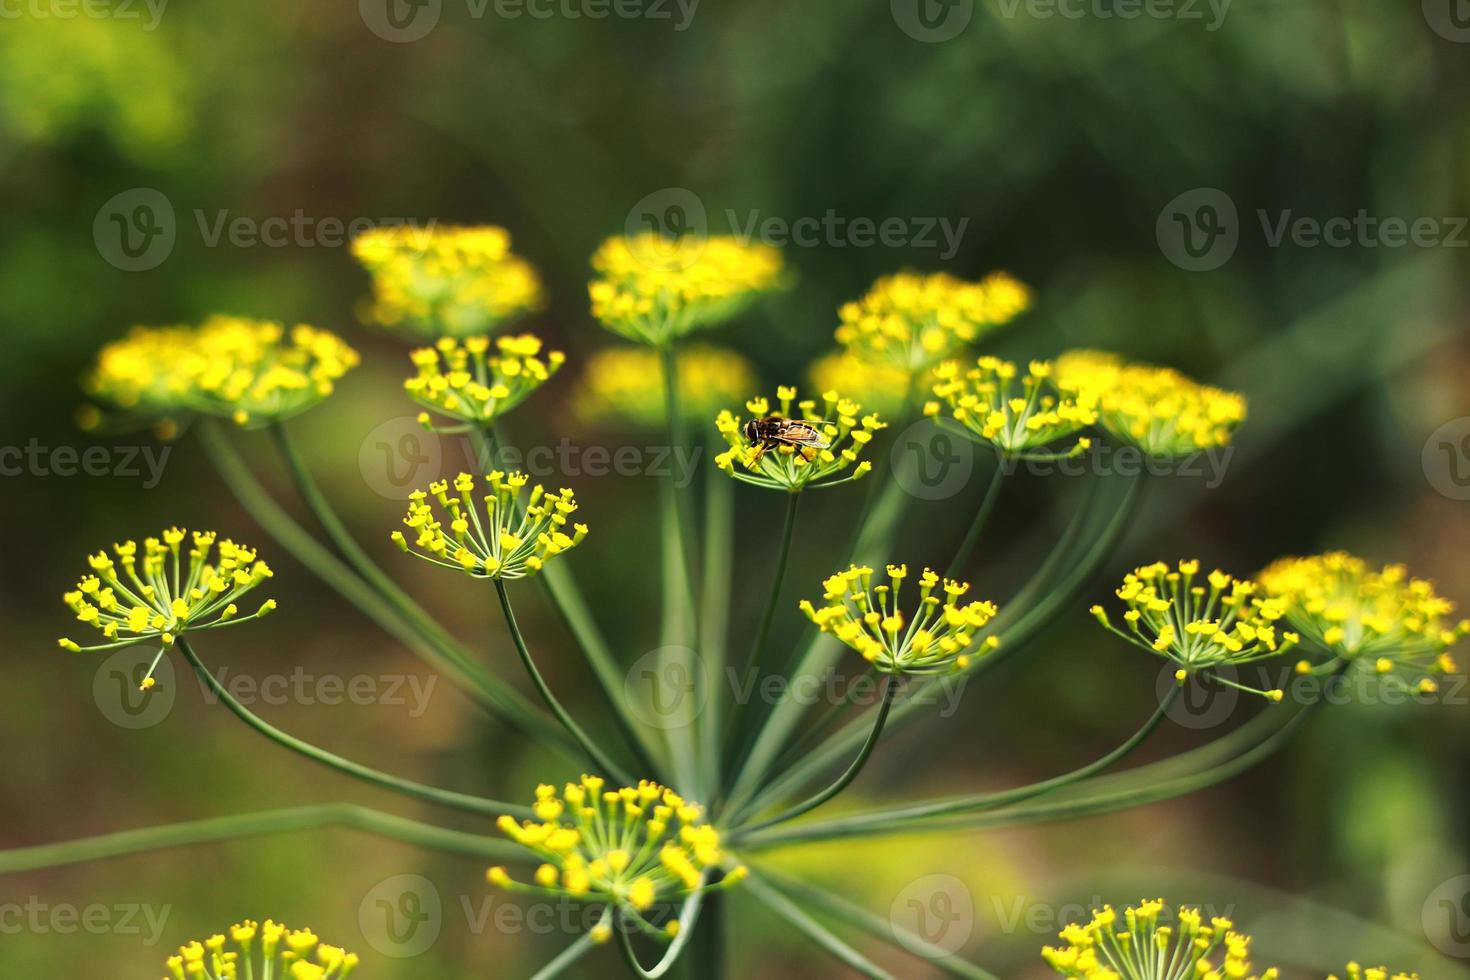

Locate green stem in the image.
[614,889,707,979]
[0,803,521,875]
[178,638,528,820]
[531,909,611,980]
[740,871,898,980]
[945,455,1005,579]
[494,579,634,783]
[737,676,895,835]
[698,451,736,797]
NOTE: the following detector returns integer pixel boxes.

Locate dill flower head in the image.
[570,344,758,429]
[488,776,745,942]
[800,564,1000,674]
[1055,349,1246,457]
[927,356,1097,460]
[834,270,1031,373]
[1091,561,1296,700]
[1259,552,1465,690]
[59,529,276,689]
[1042,899,1279,980]
[404,334,565,430]
[83,324,201,422]
[351,224,545,339]
[807,350,920,418]
[392,471,587,580]
[713,387,886,492]
[1328,965,1421,980]
[164,919,359,980]
[187,316,361,427]
[588,234,785,346]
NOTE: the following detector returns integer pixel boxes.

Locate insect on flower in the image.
[742,414,831,466]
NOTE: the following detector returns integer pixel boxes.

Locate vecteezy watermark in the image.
[1004,443,1236,489]
[0,898,171,945]
[891,420,977,501]
[359,0,697,42]
[0,440,170,488]
[993,0,1230,30]
[1422,0,1470,43]
[360,417,447,501]
[891,875,975,957]
[1422,417,1470,501]
[1158,187,1470,271]
[1155,663,1239,730]
[93,647,179,730]
[93,187,435,272]
[891,0,974,42]
[1423,874,1470,958]
[360,874,443,958]
[0,0,168,30]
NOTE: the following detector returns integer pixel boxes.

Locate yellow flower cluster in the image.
[588,234,785,346]
[1055,350,1246,457]
[1260,552,1465,690]
[807,350,919,418]
[800,564,1000,675]
[392,471,587,580]
[404,334,565,430]
[835,270,1031,372]
[927,357,1097,460]
[351,224,544,339]
[1042,899,1279,980]
[714,387,885,492]
[60,529,276,688]
[86,317,360,428]
[1328,965,1421,980]
[1091,560,1296,699]
[164,919,358,980]
[570,344,758,429]
[488,777,746,942]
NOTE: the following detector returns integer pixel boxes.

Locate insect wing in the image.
[776,420,831,449]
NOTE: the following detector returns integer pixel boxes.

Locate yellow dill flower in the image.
[588,234,785,346]
[928,356,1097,460]
[83,324,201,422]
[187,316,360,428]
[164,919,359,980]
[570,344,758,429]
[1042,899,1279,980]
[800,563,1000,674]
[1091,561,1296,700]
[807,350,924,418]
[1327,964,1421,980]
[834,270,1031,373]
[488,776,745,940]
[351,223,544,339]
[713,387,886,492]
[392,471,587,580]
[404,334,565,430]
[59,529,276,689]
[1055,349,1246,457]
[1259,552,1466,688]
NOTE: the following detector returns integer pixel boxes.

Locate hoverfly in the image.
[743,415,831,465]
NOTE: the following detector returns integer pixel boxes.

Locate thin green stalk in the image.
[738,675,896,835]
[530,909,611,980]
[945,456,1005,579]
[614,888,707,979]
[495,579,634,783]
[751,866,1001,980]
[196,419,575,754]
[698,454,736,798]
[735,685,1178,844]
[740,871,898,980]
[0,803,522,875]
[178,638,529,820]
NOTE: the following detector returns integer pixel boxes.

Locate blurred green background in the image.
[2,1,1469,976]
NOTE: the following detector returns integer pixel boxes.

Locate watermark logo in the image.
[94,188,175,272]
[891,420,975,500]
[993,0,1230,30]
[891,0,973,42]
[360,874,442,957]
[1156,187,1238,272]
[890,874,975,956]
[360,0,442,41]
[624,646,708,730]
[93,647,176,730]
[360,417,445,500]
[1423,874,1470,957]
[0,440,170,488]
[1423,0,1470,43]
[0,898,171,944]
[624,187,709,270]
[1156,664,1238,730]
[1422,417,1470,501]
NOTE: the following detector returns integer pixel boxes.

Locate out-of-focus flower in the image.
[1091,560,1295,700]
[800,563,999,674]
[392,471,586,580]
[1328,965,1420,980]
[1259,552,1465,692]
[59,529,276,690]
[404,334,564,431]
[835,271,1030,373]
[807,350,920,418]
[570,344,758,429]
[588,234,785,346]
[488,776,745,941]
[352,224,544,339]
[164,919,358,980]
[927,357,1096,460]
[1055,349,1246,457]
[187,316,360,427]
[713,387,884,492]
[1042,899,1278,980]
[83,325,201,424]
